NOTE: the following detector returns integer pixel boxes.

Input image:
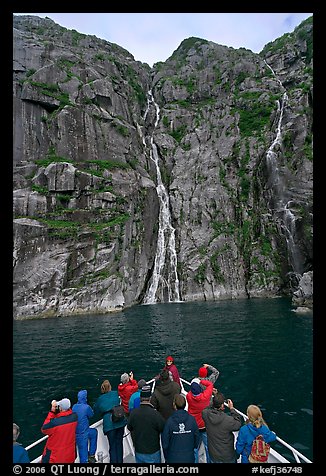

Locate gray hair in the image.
[13,423,20,441]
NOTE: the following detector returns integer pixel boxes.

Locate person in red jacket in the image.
[163,356,181,386]
[118,371,138,415]
[186,379,213,463]
[41,398,78,463]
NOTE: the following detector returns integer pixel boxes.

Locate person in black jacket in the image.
[127,385,165,463]
[202,392,242,463]
[150,369,181,420]
[162,394,200,463]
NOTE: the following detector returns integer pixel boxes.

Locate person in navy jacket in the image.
[72,389,98,463]
[41,398,78,463]
[162,394,200,463]
[236,404,276,463]
[13,423,30,463]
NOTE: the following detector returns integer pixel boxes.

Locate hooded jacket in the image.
[235,422,277,463]
[186,379,213,430]
[161,409,200,463]
[93,390,127,433]
[150,379,181,420]
[202,405,242,462]
[41,409,78,463]
[72,389,94,435]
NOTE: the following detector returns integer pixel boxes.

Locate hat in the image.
[137,379,147,389]
[121,373,129,384]
[140,385,152,399]
[57,398,71,411]
[199,367,208,378]
[166,355,174,363]
[190,382,202,396]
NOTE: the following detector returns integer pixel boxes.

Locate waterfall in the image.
[142,91,181,304]
[264,60,302,274]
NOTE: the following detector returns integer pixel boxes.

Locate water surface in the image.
[13,297,313,461]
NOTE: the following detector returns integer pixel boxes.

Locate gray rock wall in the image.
[13,16,313,318]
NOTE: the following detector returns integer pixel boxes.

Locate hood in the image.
[155,380,175,396]
[77,389,88,404]
[247,422,264,437]
[204,407,226,425]
[171,409,188,422]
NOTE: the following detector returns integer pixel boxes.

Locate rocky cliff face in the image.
[13,15,313,319]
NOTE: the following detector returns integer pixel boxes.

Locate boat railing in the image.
[26,376,312,463]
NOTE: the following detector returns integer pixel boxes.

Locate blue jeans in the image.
[76,428,98,463]
[135,450,161,463]
[105,426,125,463]
[194,431,210,463]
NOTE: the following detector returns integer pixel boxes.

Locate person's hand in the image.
[129,371,134,380]
[202,363,209,368]
[212,388,218,395]
[227,398,234,409]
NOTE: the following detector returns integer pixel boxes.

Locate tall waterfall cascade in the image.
[264,61,302,275]
[142,91,181,304]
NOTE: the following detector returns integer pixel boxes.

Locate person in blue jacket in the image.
[162,394,200,463]
[129,379,147,412]
[93,379,127,463]
[235,404,277,463]
[72,389,98,463]
[13,423,30,463]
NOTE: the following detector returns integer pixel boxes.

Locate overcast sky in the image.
[13,13,313,66]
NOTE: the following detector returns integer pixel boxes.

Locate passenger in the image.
[13,423,30,463]
[129,379,147,412]
[235,404,276,463]
[93,379,127,463]
[186,378,213,463]
[191,363,220,389]
[41,398,78,463]
[72,389,98,463]
[202,392,242,463]
[163,355,181,386]
[127,385,165,463]
[162,394,200,463]
[118,371,138,416]
[150,369,181,420]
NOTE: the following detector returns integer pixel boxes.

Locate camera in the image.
[129,371,133,376]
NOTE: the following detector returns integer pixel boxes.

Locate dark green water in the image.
[13,297,313,462]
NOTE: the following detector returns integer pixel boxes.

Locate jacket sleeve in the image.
[161,420,171,456]
[207,364,220,383]
[41,411,56,434]
[263,427,277,443]
[235,426,246,455]
[150,392,159,410]
[228,409,242,431]
[193,420,200,449]
[130,379,138,390]
[87,405,94,419]
[200,379,213,398]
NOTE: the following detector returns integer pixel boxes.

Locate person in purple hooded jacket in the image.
[72,389,98,463]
